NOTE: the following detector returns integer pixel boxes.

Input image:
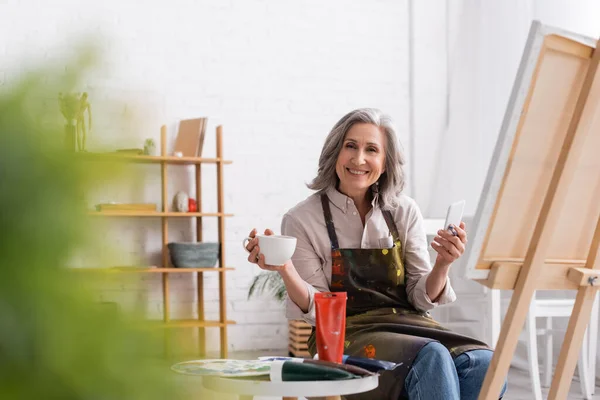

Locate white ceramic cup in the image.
[242,234,297,266]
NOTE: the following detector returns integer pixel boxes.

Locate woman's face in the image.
[335,123,386,198]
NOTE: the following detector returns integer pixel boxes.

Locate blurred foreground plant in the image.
[0,45,187,399]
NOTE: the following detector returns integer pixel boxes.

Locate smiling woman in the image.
[244,108,506,400]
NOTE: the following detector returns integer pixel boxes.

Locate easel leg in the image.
[548,286,597,400]
[479,288,536,399]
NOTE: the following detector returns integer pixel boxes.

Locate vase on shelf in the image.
[59,92,92,152]
[143,138,156,156]
[173,191,189,212]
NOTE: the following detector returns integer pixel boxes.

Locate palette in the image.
[170,359,271,377]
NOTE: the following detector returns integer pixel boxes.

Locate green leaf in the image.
[248,271,286,302]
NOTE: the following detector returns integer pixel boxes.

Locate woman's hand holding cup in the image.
[243,228,296,272]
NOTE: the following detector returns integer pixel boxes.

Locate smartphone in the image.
[444,200,465,236]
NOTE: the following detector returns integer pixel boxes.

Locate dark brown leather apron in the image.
[307,194,490,398]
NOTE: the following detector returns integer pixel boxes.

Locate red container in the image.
[188,198,197,212]
[314,292,347,363]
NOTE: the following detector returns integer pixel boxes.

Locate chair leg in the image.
[577,329,592,400]
[543,317,553,388]
[488,289,501,347]
[589,293,599,395]
[526,303,543,400]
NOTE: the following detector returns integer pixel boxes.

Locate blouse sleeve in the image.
[403,200,456,312]
[281,212,329,326]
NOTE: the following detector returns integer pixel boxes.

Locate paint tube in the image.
[314,292,347,363]
[341,355,400,372]
[301,358,373,377]
[313,353,400,373]
[269,360,357,381]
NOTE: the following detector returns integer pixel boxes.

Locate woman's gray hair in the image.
[307,108,406,209]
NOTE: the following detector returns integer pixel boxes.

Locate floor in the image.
[173,350,600,400]
[503,368,599,400]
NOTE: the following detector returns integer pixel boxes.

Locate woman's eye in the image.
[368,147,378,152]
[345,143,356,149]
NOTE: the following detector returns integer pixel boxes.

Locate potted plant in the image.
[143,138,156,156]
[248,271,286,302]
[248,271,312,357]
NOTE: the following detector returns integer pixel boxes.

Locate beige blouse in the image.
[281,187,456,325]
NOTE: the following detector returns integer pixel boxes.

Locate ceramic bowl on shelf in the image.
[167,242,220,268]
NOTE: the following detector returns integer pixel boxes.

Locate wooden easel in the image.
[460,22,600,400]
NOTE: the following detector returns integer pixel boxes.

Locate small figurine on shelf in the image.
[59,92,92,152]
[143,138,156,156]
[173,191,189,212]
[188,198,197,212]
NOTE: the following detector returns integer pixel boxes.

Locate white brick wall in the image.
[1,0,414,353]
[7,1,600,376]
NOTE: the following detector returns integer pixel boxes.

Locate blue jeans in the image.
[403,342,508,400]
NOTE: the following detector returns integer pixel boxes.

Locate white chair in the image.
[424,217,599,398]
[501,292,599,400]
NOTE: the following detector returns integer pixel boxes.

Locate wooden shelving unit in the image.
[81,153,232,165]
[80,125,233,358]
[73,267,235,273]
[151,319,237,329]
[89,211,233,217]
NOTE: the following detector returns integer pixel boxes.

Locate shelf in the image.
[79,152,232,165]
[88,211,233,217]
[77,125,232,358]
[149,319,236,329]
[70,267,234,273]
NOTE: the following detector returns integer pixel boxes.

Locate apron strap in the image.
[382,209,401,243]
[320,194,340,250]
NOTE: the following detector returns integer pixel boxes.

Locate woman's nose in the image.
[352,151,366,165]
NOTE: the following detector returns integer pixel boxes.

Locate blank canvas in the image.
[461,21,600,282]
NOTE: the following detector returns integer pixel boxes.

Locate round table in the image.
[202,374,379,400]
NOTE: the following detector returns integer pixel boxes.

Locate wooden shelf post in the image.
[195,154,206,357]
[216,125,228,359]
[160,125,171,356]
